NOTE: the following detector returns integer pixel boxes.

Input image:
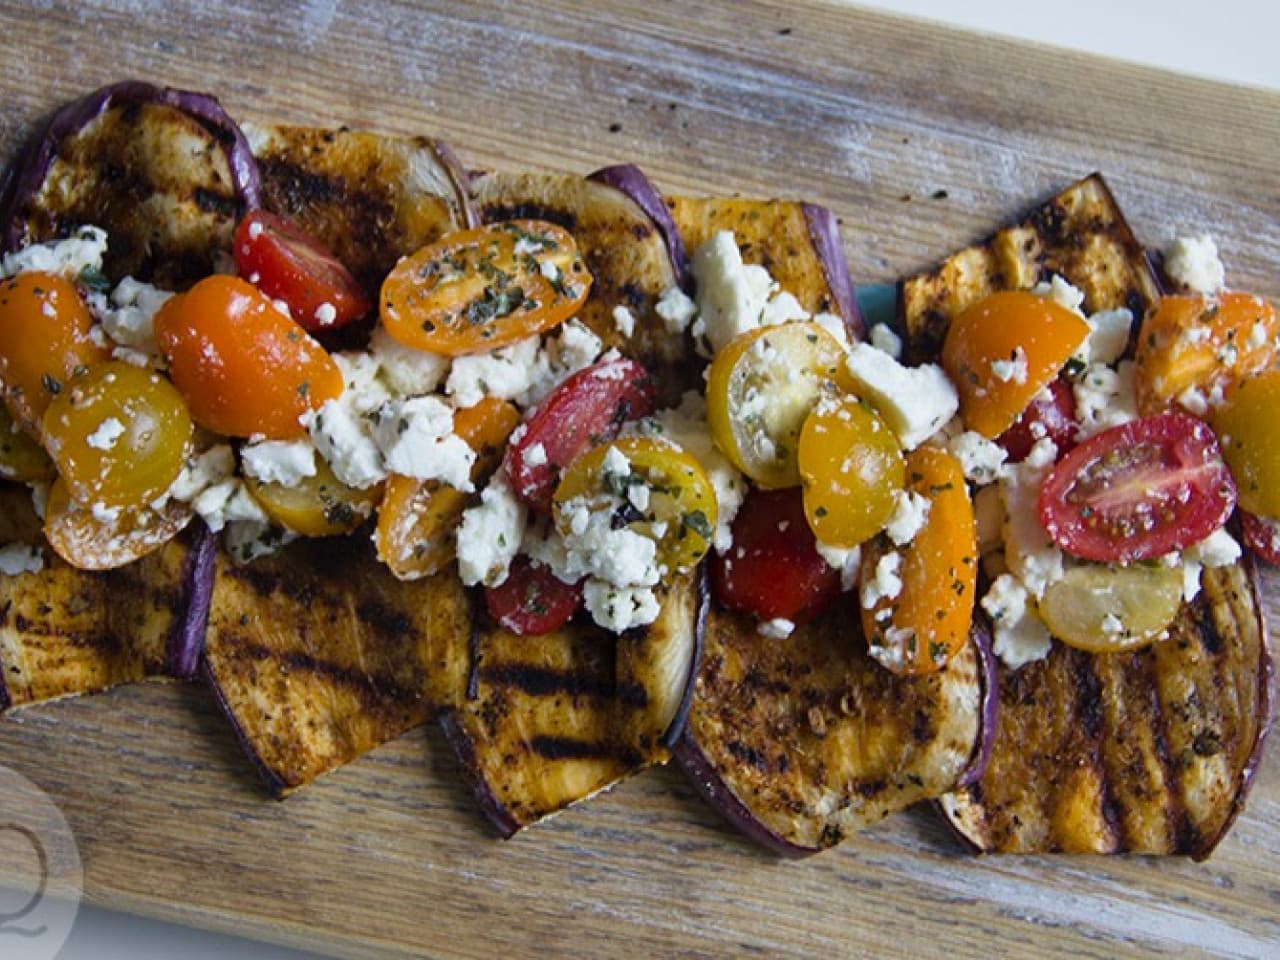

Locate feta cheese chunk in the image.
[999,437,1064,599]
[0,543,43,576]
[948,430,1007,486]
[240,439,317,487]
[1185,527,1241,568]
[690,231,774,354]
[655,286,697,335]
[758,617,796,639]
[868,323,903,359]
[96,276,172,356]
[883,490,931,546]
[1164,234,1226,295]
[861,550,903,610]
[582,580,661,632]
[305,399,385,490]
[86,417,126,451]
[981,573,1053,669]
[1073,360,1138,438]
[1,225,107,280]
[457,471,526,588]
[369,326,449,397]
[1030,274,1085,315]
[612,304,636,338]
[371,396,476,490]
[1076,307,1133,367]
[164,444,236,505]
[844,342,958,450]
[815,541,861,593]
[446,335,541,409]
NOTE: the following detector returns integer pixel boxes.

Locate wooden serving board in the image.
[1,1,1278,957]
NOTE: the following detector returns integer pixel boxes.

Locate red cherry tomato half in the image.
[484,555,583,636]
[234,210,369,331]
[1241,511,1280,566]
[709,487,839,624]
[997,377,1078,463]
[504,356,657,513]
[1038,413,1236,564]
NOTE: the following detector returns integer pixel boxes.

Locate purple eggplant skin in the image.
[437,709,523,839]
[955,618,999,790]
[434,139,482,230]
[164,522,218,681]
[587,164,691,293]
[1,80,262,253]
[801,202,865,343]
[658,568,710,750]
[198,655,290,799]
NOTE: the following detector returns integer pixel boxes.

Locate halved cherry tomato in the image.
[1040,563,1183,653]
[1038,413,1236,563]
[380,221,590,356]
[234,210,370,331]
[0,271,109,432]
[797,395,904,548]
[709,487,839,623]
[554,437,717,576]
[245,456,381,537]
[996,376,1078,463]
[942,290,1090,438]
[1134,291,1277,416]
[0,402,54,483]
[154,275,343,439]
[485,555,584,636]
[43,478,191,571]
[1241,511,1280,566]
[42,361,193,509]
[859,446,976,675]
[1212,369,1280,518]
[504,356,656,513]
[706,322,854,489]
[376,397,521,579]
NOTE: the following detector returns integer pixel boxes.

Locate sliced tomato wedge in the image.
[996,376,1078,463]
[504,356,656,513]
[709,487,839,623]
[234,210,370,331]
[484,555,583,636]
[1241,510,1280,566]
[380,220,591,356]
[1038,413,1236,563]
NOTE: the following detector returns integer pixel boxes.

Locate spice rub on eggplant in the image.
[906,173,1272,858]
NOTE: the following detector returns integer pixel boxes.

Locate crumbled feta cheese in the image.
[85,417,126,451]
[612,304,637,338]
[333,351,392,414]
[861,551,903,609]
[815,541,861,593]
[240,439,317,487]
[0,543,43,576]
[760,290,809,327]
[655,286,697,336]
[165,444,236,505]
[369,326,449,397]
[1,226,107,280]
[314,302,337,327]
[758,617,796,639]
[1030,274,1085,315]
[1181,556,1203,604]
[690,231,775,354]
[845,342,958,449]
[1185,527,1241,568]
[1077,307,1133,367]
[1247,320,1270,351]
[91,502,121,524]
[523,442,548,467]
[999,437,1063,599]
[555,494,660,588]
[981,573,1053,669]
[1073,360,1138,437]
[29,482,49,521]
[582,580,661,632]
[305,399,385,490]
[446,335,541,409]
[457,471,526,587]
[868,323,903,359]
[1164,234,1225,295]
[371,396,476,490]
[990,347,1028,385]
[814,312,851,351]
[93,276,172,356]
[225,520,296,565]
[948,430,1007,486]
[192,479,267,533]
[513,237,544,256]
[519,320,607,408]
[884,490,931,546]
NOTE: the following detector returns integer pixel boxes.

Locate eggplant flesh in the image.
[907,173,1271,857]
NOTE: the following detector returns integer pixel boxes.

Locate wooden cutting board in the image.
[1,1,1277,957]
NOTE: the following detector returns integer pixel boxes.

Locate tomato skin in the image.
[380,221,591,356]
[505,356,656,513]
[709,487,839,623]
[1038,413,1236,563]
[0,271,109,432]
[234,210,369,331]
[1212,369,1280,518]
[485,555,584,636]
[942,290,1090,438]
[43,478,190,571]
[1241,511,1280,566]
[996,377,1077,463]
[154,275,344,439]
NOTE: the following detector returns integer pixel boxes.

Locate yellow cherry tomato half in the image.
[41,361,193,510]
[942,290,1090,438]
[1135,291,1277,416]
[0,271,109,433]
[1214,368,1280,518]
[154,275,343,440]
[375,397,521,579]
[1039,563,1183,653]
[554,436,717,576]
[798,395,904,549]
[43,478,192,571]
[0,402,55,483]
[706,322,854,489]
[380,221,591,356]
[244,455,382,538]
[859,446,977,675]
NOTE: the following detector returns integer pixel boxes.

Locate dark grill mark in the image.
[530,736,633,764]
[1073,649,1105,742]
[479,663,615,699]
[481,202,577,232]
[1190,596,1223,656]
[193,186,239,217]
[616,680,649,707]
[357,599,413,638]
[725,739,769,771]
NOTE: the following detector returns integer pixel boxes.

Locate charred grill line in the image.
[477,662,617,700]
[530,736,637,764]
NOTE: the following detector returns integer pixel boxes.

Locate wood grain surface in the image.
[0,1,1278,957]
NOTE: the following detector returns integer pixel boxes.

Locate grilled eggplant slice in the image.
[471,170,692,403]
[907,173,1272,857]
[245,122,475,298]
[439,573,703,837]
[674,597,990,855]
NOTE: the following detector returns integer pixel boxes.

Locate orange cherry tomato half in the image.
[0,271,109,432]
[380,221,591,356]
[43,478,192,571]
[1134,291,1277,416]
[234,210,370,332]
[859,446,977,675]
[942,290,1090,438]
[154,275,343,440]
